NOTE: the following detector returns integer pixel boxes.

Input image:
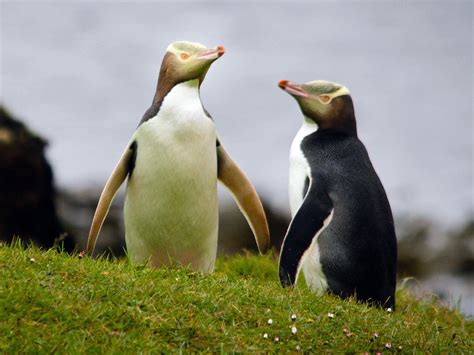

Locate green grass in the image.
[1,244,472,353]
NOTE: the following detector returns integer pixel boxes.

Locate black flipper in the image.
[279,178,333,287]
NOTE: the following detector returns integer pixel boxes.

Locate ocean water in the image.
[1,1,472,227]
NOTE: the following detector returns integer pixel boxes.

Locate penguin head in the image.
[141,42,225,123]
[278,80,356,133]
[162,41,225,84]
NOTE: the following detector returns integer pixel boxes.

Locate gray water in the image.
[1,1,472,226]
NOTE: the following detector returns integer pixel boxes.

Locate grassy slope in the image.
[0,244,472,353]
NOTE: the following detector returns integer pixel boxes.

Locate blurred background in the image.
[1,1,472,314]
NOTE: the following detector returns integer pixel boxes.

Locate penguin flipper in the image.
[217,144,270,254]
[279,179,333,287]
[86,143,135,255]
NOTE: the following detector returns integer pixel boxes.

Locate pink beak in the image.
[196,45,226,60]
[278,80,309,98]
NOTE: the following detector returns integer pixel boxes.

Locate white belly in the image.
[301,210,334,293]
[289,137,310,217]
[123,80,218,272]
[289,117,317,217]
[288,117,329,292]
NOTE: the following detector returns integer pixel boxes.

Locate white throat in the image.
[136,79,212,143]
[159,79,201,118]
[298,116,319,137]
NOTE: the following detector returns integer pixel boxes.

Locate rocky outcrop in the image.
[0,106,74,251]
[397,217,474,278]
[396,216,473,315]
[56,188,125,257]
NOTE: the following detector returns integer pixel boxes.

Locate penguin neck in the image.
[318,117,357,136]
[161,79,201,110]
[317,96,358,136]
[141,79,201,124]
[155,80,205,124]
[299,116,319,137]
[156,79,201,109]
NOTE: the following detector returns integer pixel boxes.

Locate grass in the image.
[0,243,472,353]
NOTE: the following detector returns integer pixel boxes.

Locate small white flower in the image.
[291,326,297,335]
[274,336,279,342]
[29,257,36,263]
[296,345,301,351]
[267,318,273,325]
[291,313,297,321]
[327,312,334,318]
[387,307,392,313]
[263,333,268,339]
[385,343,392,349]
[373,332,379,338]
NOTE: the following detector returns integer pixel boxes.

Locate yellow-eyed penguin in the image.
[277,79,397,308]
[86,41,270,272]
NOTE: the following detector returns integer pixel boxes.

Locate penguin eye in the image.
[180,53,190,60]
[319,95,331,104]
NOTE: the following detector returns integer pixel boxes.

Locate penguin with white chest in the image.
[278,79,397,308]
[86,41,270,272]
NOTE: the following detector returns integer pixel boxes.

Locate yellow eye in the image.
[180,53,190,60]
[319,95,331,103]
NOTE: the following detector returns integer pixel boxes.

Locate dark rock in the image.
[217,198,290,255]
[432,220,474,275]
[0,105,74,251]
[396,216,474,278]
[56,188,125,257]
[396,217,434,278]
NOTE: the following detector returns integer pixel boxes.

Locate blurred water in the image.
[1,1,472,226]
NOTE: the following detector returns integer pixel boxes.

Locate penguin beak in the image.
[196,45,225,60]
[278,80,309,98]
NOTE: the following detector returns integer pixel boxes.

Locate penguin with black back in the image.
[277,79,397,308]
[86,41,270,272]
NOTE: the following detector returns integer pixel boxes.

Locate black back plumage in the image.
[278,92,397,309]
[301,129,397,307]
